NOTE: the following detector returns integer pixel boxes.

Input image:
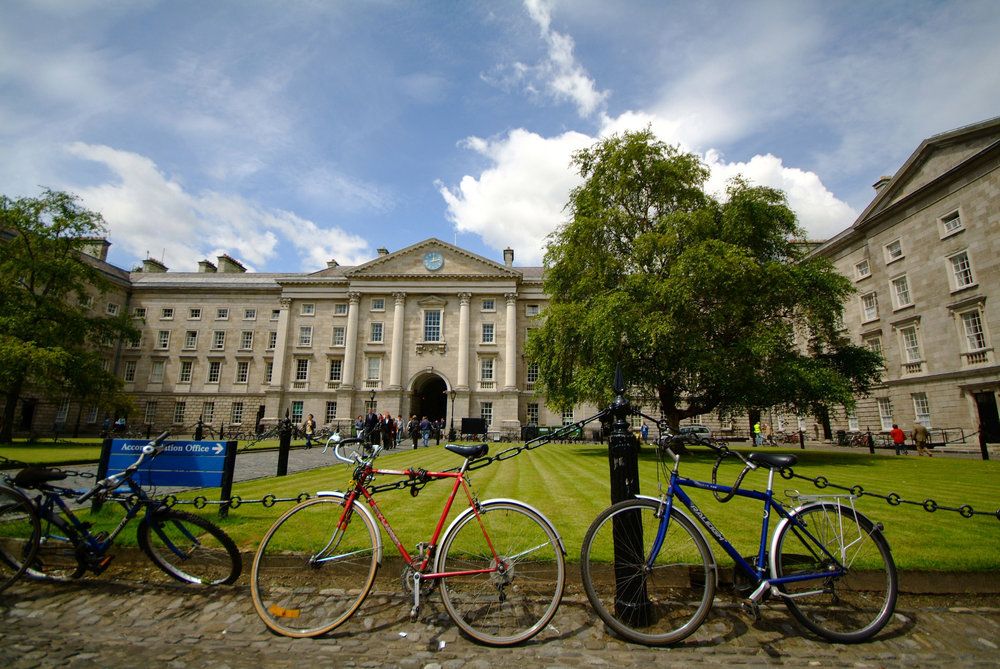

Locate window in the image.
[961,310,987,352]
[144,401,157,424]
[202,401,215,423]
[527,403,539,425]
[912,393,931,428]
[173,401,186,425]
[160,307,173,319]
[183,331,198,349]
[235,361,249,384]
[149,360,165,383]
[155,331,170,350]
[240,331,254,350]
[526,304,540,317]
[482,299,495,312]
[123,361,137,382]
[295,359,310,382]
[55,399,70,423]
[371,298,384,311]
[301,303,315,316]
[298,326,313,347]
[267,331,277,350]
[861,292,879,322]
[125,333,142,350]
[105,302,119,316]
[211,331,226,350]
[562,408,574,426]
[940,210,963,237]
[365,357,381,381]
[423,309,442,341]
[481,323,494,344]
[900,325,921,363]
[216,308,229,320]
[877,398,893,431]
[847,409,859,432]
[329,359,343,382]
[480,358,494,385]
[85,406,98,424]
[854,259,871,280]
[370,322,384,343]
[188,307,201,320]
[244,308,256,320]
[334,303,348,315]
[79,294,93,308]
[231,402,244,424]
[526,362,539,390]
[891,275,912,309]
[207,361,221,384]
[325,401,338,424]
[481,402,493,428]
[270,309,280,321]
[291,401,304,424]
[332,326,345,347]
[884,239,903,263]
[264,361,273,384]
[179,360,193,383]
[948,251,975,290]
[132,307,147,319]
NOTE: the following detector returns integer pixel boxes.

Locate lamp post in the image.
[448,389,456,441]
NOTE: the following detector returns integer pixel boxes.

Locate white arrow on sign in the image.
[213,444,224,455]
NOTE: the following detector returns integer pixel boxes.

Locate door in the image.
[974,391,1000,442]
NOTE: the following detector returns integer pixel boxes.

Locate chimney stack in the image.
[377,247,389,256]
[141,258,168,273]
[327,259,339,268]
[78,237,111,262]
[217,254,246,273]
[872,176,892,193]
[503,248,514,267]
[198,260,217,273]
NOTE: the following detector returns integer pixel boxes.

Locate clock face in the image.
[423,252,444,271]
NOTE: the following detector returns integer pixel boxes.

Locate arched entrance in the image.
[411,374,447,423]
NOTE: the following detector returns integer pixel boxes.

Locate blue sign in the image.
[107,439,234,488]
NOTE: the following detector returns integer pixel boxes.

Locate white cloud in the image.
[65,143,372,271]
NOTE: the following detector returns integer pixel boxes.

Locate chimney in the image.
[872,176,892,193]
[217,254,246,273]
[377,247,389,256]
[326,259,339,269]
[503,248,514,267]
[141,257,168,273]
[78,237,110,262]
[198,260,217,273]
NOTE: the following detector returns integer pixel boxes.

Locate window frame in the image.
[947,250,976,291]
[883,239,904,264]
[890,274,913,310]
[861,291,879,323]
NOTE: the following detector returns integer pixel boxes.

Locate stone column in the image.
[269,297,292,388]
[388,292,406,389]
[504,292,518,390]
[457,292,471,390]
[342,292,361,389]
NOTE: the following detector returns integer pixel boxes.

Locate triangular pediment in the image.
[343,238,520,279]
[858,117,1000,226]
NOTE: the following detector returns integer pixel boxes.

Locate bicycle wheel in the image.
[772,503,898,643]
[580,498,715,645]
[0,485,40,591]
[28,510,85,580]
[138,509,242,585]
[437,500,565,646]
[251,496,379,638]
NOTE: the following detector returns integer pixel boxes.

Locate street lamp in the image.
[448,389,456,441]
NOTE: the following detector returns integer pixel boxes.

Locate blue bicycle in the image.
[580,430,898,645]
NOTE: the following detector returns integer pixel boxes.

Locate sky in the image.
[2,1,999,273]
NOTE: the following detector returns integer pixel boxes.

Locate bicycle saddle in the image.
[746,452,798,469]
[445,444,489,460]
[14,467,68,489]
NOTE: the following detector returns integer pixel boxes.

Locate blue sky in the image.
[2,0,998,272]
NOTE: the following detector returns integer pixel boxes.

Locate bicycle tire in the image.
[437,500,565,646]
[0,484,41,591]
[138,509,242,585]
[26,509,86,580]
[580,498,716,646]
[772,503,898,643]
[251,496,380,638]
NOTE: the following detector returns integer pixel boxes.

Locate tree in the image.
[525,129,881,430]
[0,190,138,443]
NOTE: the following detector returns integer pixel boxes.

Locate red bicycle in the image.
[250,434,565,645]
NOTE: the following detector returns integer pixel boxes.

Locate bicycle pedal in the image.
[92,555,114,575]
[739,599,761,622]
[409,607,419,622]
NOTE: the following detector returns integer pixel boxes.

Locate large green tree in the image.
[526,129,881,429]
[0,190,138,443]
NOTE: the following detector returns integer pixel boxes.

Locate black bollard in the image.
[980,430,990,461]
[194,418,204,441]
[276,418,291,476]
[607,367,651,626]
[799,429,805,450]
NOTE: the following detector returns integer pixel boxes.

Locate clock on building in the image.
[423,251,444,271]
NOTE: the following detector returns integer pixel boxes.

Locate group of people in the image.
[299,411,446,451]
[889,422,934,456]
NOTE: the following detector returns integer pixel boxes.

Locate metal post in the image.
[194,417,204,441]
[277,415,291,476]
[980,430,990,461]
[867,429,875,455]
[607,366,650,625]
[799,429,805,450]
[448,390,456,442]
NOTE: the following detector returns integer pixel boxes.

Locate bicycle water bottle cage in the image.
[13,468,67,489]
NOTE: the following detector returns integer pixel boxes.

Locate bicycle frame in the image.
[651,466,848,596]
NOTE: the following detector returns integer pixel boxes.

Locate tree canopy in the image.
[0,189,138,442]
[525,129,881,429]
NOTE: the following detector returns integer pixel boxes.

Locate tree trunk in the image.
[1,377,24,444]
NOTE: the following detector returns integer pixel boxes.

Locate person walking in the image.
[396,415,404,448]
[364,408,380,447]
[381,412,395,450]
[640,423,649,443]
[303,414,315,449]
[912,422,932,457]
[408,415,420,449]
[753,421,762,447]
[889,423,906,454]
[420,416,431,448]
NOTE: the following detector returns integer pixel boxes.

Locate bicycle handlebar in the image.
[322,432,379,465]
[76,431,171,504]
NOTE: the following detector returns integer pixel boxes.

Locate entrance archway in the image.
[411,375,447,423]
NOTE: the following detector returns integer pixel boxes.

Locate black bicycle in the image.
[0,432,241,585]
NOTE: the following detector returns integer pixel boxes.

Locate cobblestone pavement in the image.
[3,569,999,669]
